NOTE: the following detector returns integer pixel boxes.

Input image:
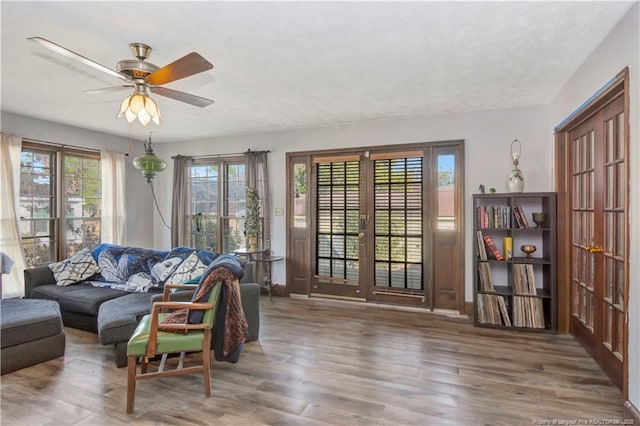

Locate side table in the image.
[233,247,267,262]
[254,255,284,301]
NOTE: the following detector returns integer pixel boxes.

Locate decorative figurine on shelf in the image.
[479,184,485,194]
[508,139,525,193]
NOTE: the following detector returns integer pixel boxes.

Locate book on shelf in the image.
[483,235,504,260]
[476,205,513,229]
[476,231,488,260]
[525,263,536,294]
[513,296,545,328]
[476,232,494,292]
[477,294,511,326]
[496,296,512,327]
[513,204,530,228]
[478,262,495,291]
[512,263,537,295]
[512,206,523,228]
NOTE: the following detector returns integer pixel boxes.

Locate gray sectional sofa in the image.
[24,244,260,367]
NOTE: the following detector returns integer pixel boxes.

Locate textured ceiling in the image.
[1,1,635,143]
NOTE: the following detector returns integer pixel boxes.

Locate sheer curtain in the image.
[171,155,192,247]
[101,150,127,245]
[0,133,27,298]
[245,150,270,251]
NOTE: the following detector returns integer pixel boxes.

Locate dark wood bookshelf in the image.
[473,192,557,333]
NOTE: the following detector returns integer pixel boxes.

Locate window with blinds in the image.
[315,160,360,283]
[373,156,423,289]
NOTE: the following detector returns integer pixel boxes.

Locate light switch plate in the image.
[274,208,284,216]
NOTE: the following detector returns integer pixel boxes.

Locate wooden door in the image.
[569,94,625,389]
[309,150,430,303]
[311,154,365,299]
[367,150,427,306]
[286,140,464,311]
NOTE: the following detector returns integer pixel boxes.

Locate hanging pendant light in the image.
[133,134,166,183]
[117,83,161,126]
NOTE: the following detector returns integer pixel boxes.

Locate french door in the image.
[569,93,626,389]
[313,155,364,298]
[286,141,464,310]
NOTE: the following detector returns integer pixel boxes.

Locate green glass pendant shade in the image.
[133,138,166,183]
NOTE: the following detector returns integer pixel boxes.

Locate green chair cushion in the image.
[127,313,205,356]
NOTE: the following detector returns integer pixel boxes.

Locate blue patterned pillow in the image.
[151,256,184,284]
[49,248,101,286]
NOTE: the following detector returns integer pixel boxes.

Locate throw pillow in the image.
[49,248,101,287]
[166,251,207,285]
[151,256,184,284]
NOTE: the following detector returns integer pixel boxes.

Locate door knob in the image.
[586,245,604,253]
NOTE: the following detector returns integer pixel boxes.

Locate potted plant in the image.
[244,186,261,251]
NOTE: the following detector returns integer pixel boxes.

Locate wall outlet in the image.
[274,208,284,216]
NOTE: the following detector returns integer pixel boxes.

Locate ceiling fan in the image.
[29,37,214,125]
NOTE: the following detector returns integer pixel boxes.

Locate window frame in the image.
[187,156,248,253]
[19,141,102,267]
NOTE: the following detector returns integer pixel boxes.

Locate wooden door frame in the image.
[554,67,629,399]
[285,139,465,313]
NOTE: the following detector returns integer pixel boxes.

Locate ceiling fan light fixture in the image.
[117,85,161,126]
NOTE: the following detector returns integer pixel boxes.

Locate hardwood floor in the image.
[1,296,624,425]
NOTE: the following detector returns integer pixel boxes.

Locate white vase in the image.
[508,167,524,192]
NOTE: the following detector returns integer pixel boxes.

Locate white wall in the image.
[153,105,551,301]
[549,2,639,408]
[0,112,155,248]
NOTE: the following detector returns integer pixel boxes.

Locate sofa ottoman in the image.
[98,293,156,368]
[1,299,65,375]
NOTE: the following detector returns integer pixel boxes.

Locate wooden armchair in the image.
[126,282,222,414]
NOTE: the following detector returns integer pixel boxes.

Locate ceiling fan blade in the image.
[29,36,130,82]
[146,52,213,86]
[151,87,214,107]
[83,85,134,95]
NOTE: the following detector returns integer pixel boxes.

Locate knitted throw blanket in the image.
[160,266,248,356]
